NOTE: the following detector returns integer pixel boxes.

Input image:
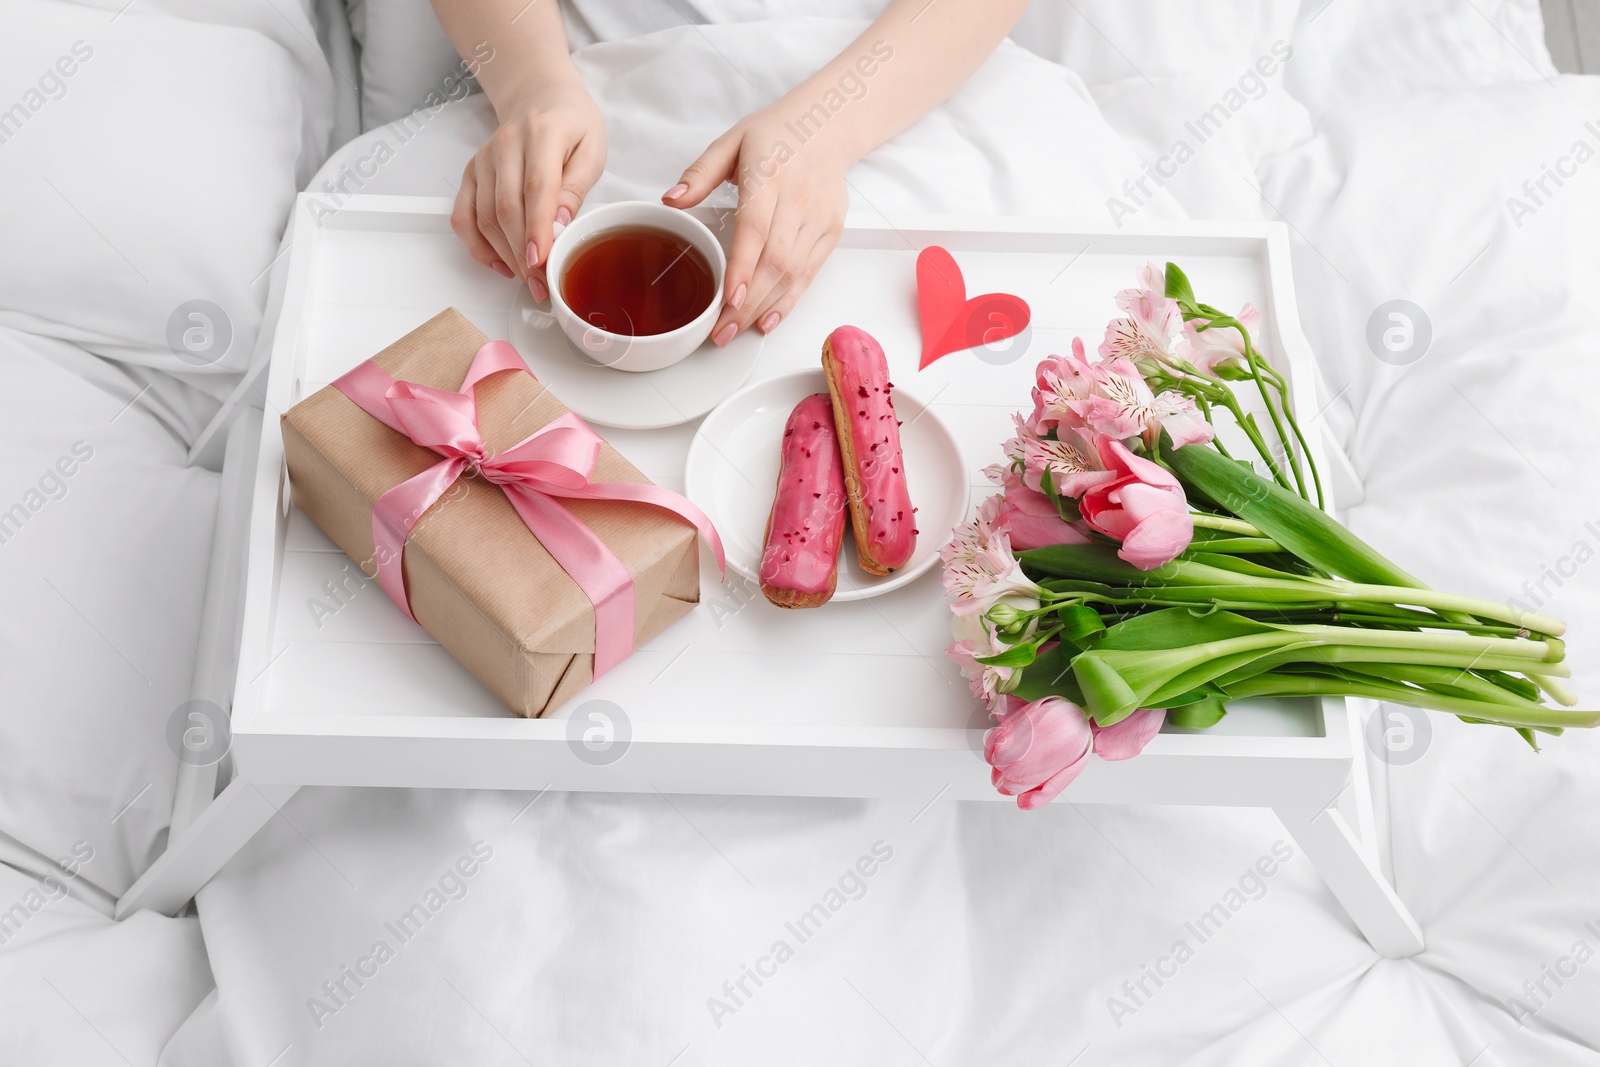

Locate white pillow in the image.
[0,328,219,899]
[1011,1,1301,86]
[0,0,330,409]
[1284,0,1558,117]
[347,0,482,130]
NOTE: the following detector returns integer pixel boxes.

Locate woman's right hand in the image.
[450,71,606,299]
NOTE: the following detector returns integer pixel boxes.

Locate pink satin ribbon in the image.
[333,340,724,677]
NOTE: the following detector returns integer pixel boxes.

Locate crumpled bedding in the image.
[2,2,1597,1065]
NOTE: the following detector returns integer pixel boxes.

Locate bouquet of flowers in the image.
[944,263,1595,809]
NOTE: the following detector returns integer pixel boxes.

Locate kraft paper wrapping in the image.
[282,308,699,717]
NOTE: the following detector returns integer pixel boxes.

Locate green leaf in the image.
[1168,697,1228,729]
[1163,440,1425,588]
[1164,262,1196,304]
[1096,607,1273,651]
[1475,670,1542,702]
[1009,644,1086,703]
[974,644,1041,668]
[1038,465,1082,522]
[1072,651,1145,725]
[1057,605,1107,645]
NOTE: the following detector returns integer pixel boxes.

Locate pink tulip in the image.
[1079,436,1193,570]
[1090,707,1166,760]
[985,696,1094,810]
[989,464,1094,550]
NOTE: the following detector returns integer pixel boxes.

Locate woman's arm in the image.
[667,0,1029,344]
[431,0,605,295]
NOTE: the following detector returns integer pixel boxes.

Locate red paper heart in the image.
[916,246,1031,369]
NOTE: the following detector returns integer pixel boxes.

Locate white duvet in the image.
[3,2,1598,1065]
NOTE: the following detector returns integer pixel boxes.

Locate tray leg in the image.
[1274,803,1424,958]
[116,780,300,919]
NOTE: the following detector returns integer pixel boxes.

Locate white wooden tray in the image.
[230,194,1353,807]
[123,195,1428,958]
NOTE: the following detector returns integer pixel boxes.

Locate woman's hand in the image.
[664,108,850,345]
[451,72,605,299]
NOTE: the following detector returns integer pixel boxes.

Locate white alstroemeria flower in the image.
[1149,390,1216,449]
[946,530,1047,618]
[1176,302,1262,376]
[947,611,1020,709]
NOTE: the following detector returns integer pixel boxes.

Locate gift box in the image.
[282,308,713,717]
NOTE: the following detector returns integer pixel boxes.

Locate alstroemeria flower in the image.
[941,499,1047,618]
[1149,391,1215,450]
[1100,264,1181,365]
[1079,436,1194,570]
[939,494,1001,573]
[948,611,1017,708]
[985,463,1094,550]
[1005,416,1115,500]
[1032,339,1098,433]
[1082,357,1158,440]
[986,696,1093,809]
[1177,303,1261,376]
[1076,359,1215,451]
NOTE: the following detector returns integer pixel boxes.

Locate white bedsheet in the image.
[3,3,1598,1065]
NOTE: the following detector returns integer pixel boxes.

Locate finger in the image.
[663,131,740,208]
[474,151,520,280]
[748,227,837,335]
[555,132,605,228]
[522,136,565,271]
[450,160,512,278]
[735,207,807,327]
[489,130,527,279]
[717,195,774,317]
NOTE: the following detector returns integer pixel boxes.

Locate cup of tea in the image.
[523,200,726,373]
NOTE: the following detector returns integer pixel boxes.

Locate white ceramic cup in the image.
[523,200,726,374]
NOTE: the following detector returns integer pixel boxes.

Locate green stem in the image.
[1331,582,1567,638]
[1045,578,1565,637]
[1261,358,1326,510]
[1257,610,1532,637]
[1220,672,1598,731]
[1189,514,1264,537]
[1211,388,1292,491]
[1189,306,1307,500]
[1533,675,1581,707]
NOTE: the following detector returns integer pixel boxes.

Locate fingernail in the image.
[730,283,747,310]
[556,206,573,226]
[758,311,780,334]
[529,274,548,301]
[713,322,738,347]
[526,241,539,269]
[491,261,514,279]
[664,182,689,201]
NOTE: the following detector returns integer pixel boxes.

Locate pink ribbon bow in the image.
[333,340,724,677]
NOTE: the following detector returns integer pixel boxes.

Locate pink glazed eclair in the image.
[759,393,849,609]
[821,325,916,576]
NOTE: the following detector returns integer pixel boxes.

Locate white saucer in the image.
[685,370,967,603]
[508,284,764,430]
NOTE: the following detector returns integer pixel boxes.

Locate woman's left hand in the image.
[663,108,851,346]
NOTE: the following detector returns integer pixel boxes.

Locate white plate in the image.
[685,370,967,603]
[508,284,764,430]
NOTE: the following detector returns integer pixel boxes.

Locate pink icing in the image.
[760,393,848,594]
[827,325,917,569]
